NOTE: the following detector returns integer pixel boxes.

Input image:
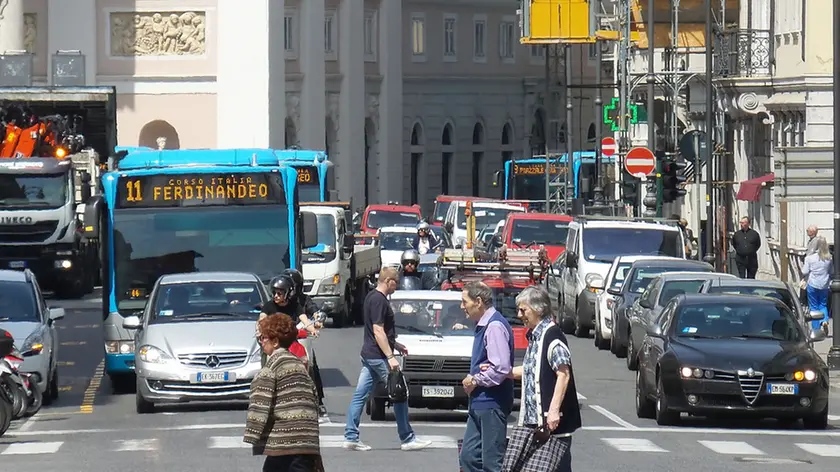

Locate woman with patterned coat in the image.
[244,314,325,472]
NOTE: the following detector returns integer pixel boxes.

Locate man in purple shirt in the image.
[459,281,514,472]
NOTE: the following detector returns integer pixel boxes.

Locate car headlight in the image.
[137,345,173,364]
[21,333,44,355]
[680,366,714,379]
[105,341,135,354]
[786,369,817,382]
[249,349,262,363]
[317,275,341,295]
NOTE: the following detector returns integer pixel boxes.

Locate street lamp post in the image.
[701,0,715,268]
[827,0,840,370]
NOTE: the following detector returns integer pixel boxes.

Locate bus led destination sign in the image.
[296,166,320,185]
[116,172,286,208]
[513,163,567,176]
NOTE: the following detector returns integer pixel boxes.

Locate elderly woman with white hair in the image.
[501,285,581,472]
[803,236,832,334]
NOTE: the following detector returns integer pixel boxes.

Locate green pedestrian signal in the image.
[603,97,639,132]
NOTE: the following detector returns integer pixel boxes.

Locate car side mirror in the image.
[805,310,824,321]
[586,274,605,290]
[122,315,142,330]
[565,252,578,269]
[48,307,65,321]
[809,328,827,343]
[607,288,621,296]
[639,299,652,309]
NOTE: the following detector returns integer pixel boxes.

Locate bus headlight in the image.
[105,341,135,355]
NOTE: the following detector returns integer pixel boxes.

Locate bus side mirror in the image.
[301,211,318,248]
[492,170,502,187]
[83,195,105,241]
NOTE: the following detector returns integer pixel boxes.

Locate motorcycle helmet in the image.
[417,221,430,232]
[401,249,420,266]
[269,275,295,302]
[283,268,305,295]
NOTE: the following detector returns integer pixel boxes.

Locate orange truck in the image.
[498,212,573,262]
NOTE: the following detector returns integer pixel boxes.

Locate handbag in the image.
[386,369,408,403]
[502,425,569,472]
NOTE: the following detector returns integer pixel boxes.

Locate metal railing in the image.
[714,29,772,78]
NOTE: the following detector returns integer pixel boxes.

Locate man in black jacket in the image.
[731,217,761,279]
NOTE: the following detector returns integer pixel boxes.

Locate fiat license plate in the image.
[422,386,455,398]
[8,261,25,269]
[767,383,798,395]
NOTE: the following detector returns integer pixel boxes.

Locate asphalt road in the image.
[4,291,840,471]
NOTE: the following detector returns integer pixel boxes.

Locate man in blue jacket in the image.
[458,281,514,472]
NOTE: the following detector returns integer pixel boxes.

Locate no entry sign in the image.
[625,147,656,176]
[601,137,617,157]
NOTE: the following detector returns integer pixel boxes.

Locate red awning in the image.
[736,173,775,201]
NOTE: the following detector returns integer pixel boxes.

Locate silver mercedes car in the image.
[123,272,269,414]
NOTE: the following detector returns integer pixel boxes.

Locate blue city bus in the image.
[495,152,617,202]
[274,149,332,202]
[83,148,317,389]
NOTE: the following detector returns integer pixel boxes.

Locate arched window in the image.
[410,122,425,205]
[501,122,514,163]
[441,122,455,194]
[471,122,485,196]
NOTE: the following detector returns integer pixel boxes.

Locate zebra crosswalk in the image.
[3,434,840,458]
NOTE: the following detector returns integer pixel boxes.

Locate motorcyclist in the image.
[399,249,423,290]
[258,275,307,366]
[416,221,440,255]
[282,268,329,422]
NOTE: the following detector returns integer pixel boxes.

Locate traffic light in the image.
[621,170,638,205]
[661,158,687,203]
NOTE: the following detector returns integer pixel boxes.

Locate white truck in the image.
[300,202,381,327]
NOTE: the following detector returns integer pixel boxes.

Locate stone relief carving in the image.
[286,93,300,126]
[366,94,379,120]
[0,0,8,20]
[110,11,206,57]
[23,14,35,53]
[326,93,339,125]
[736,92,775,125]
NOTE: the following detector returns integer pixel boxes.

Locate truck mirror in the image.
[80,171,91,184]
[300,211,318,248]
[83,195,105,241]
[80,181,92,203]
[343,232,355,253]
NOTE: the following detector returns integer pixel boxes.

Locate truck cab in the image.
[300,202,380,327]
[498,212,573,261]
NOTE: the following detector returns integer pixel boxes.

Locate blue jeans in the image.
[459,408,508,472]
[344,357,415,443]
[807,285,830,331]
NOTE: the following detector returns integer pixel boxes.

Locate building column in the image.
[216,0,285,148]
[377,0,403,203]
[336,0,365,204]
[298,0,326,150]
[47,0,96,84]
[0,0,24,52]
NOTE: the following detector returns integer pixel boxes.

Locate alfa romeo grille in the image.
[737,370,764,404]
[178,351,248,368]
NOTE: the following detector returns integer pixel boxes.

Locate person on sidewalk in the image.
[731,217,761,279]
[803,236,832,334]
[343,267,432,452]
[458,281,514,472]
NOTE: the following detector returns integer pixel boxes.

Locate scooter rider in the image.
[416,221,439,255]
[282,268,329,422]
[258,275,300,366]
[399,249,424,290]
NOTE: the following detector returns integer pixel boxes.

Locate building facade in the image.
[0,0,598,209]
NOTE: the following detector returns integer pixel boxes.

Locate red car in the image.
[360,203,422,234]
[499,212,572,261]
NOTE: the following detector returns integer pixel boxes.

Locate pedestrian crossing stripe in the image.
[5,437,840,456]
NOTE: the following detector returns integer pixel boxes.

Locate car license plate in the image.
[193,372,235,384]
[8,261,25,269]
[767,383,798,395]
[422,386,455,398]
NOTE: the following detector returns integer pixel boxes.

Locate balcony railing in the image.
[714,29,772,78]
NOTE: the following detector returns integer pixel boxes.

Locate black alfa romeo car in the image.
[635,294,829,428]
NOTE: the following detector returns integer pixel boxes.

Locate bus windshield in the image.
[112,205,291,311]
[298,183,321,202]
[511,173,548,200]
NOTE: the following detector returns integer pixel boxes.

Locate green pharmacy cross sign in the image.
[603,97,639,131]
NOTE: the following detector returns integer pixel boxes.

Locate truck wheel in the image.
[369,397,386,421]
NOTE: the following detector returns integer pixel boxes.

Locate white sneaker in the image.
[318,416,330,424]
[343,441,372,451]
[401,439,432,451]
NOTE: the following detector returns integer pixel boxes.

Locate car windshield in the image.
[583,228,682,262]
[0,173,67,209]
[302,214,337,263]
[628,266,711,293]
[433,201,452,223]
[511,219,569,247]
[610,263,633,290]
[391,297,473,335]
[674,303,804,342]
[0,281,37,322]
[443,284,524,326]
[366,210,419,229]
[380,232,418,251]
[658,280,707,304]
[459,206,518,229]
[150,281,264,322]
[113,206,290,312]
[706,286,797,313]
